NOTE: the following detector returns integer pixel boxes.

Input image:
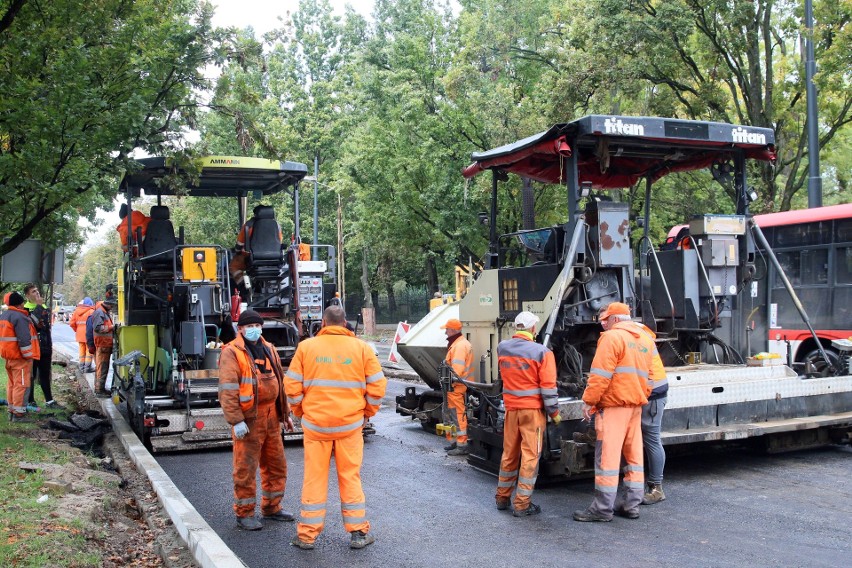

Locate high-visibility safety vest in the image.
[497,331,558,416]
[218,333,290,424]
[70,304,95,343]
[0,306,40,360]
[285,325,387,441]
[583,321,654,409]
[91,307,114,348]
[445,334,474,391]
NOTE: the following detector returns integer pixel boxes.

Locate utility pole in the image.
[805,0,822,207]
[313,154,319,246]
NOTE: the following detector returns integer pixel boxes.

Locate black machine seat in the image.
[141,205,178,269]
[246,206,283,270]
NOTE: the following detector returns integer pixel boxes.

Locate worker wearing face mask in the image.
[218,309,296,531]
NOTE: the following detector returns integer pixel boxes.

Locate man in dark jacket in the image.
[23,284,63,409]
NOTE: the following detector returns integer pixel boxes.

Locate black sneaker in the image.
[615,507,639,519]
[45,400,65,410]
[573,509,612,522]
[236,516,263,531]
[263,510,295,522]
[349,530,375,549]
[512,503,541,517]
[291,536,315,550]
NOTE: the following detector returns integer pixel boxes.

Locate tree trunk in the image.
[386,283,397,314]
[425,254,438,294]
[360,249,373,308]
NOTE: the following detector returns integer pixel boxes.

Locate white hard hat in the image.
[514,311,540,330]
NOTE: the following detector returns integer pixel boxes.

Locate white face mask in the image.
[243,327,262,342]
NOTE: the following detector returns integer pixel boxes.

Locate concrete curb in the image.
[81,370,247,568]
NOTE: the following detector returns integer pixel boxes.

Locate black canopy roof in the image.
[122,156,308,197]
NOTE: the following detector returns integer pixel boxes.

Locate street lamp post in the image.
[303,176,344,304]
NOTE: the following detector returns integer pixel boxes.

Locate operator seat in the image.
[245,206,284,278]
[141,205,178,271]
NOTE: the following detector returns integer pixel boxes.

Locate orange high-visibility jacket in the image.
[69,304,95,343]
[446,334,474,389]
[583,321,654,409]
[91,306,114,348]
[285,326,387,441]
[218,333,290,424]
[497,331,558,416]
[116,210,151,249]
[0,306,40,360]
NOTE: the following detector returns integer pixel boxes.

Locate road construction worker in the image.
[116,203,151,254]
[495,311,558,517]
[23,284,62,410]
[573,302,654,522]
[298,240,311,261]
[218,309,295,531]
[90,297,117,395]
[70,298,95,373]
[440,318,474,456]
[1,292,40,422]
[285,305,386,551]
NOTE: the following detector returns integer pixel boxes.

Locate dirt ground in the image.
[19,365,197,568]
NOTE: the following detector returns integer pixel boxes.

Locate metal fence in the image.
[344,286,430,325]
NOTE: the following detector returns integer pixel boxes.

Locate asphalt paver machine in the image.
[113,156,336,451]
[397,115,852,479]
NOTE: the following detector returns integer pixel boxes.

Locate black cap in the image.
[7,292,24,307]
[237,309,264,326]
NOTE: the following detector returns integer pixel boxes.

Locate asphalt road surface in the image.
[53,325,850,568]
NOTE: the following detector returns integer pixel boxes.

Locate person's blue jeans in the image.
[640,396,667,484]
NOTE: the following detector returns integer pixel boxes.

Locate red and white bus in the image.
[667,203,852,368]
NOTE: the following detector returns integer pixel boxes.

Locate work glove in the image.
[550,413,562,426]
[233,421,249,439]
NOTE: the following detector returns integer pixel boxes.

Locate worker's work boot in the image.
[263,509,295,522]
[496,498,510,511]
[290,536,315,550]
[642,483,666,505]
[573,509,612,522]
[615,506,640,519]
[572,429,597,444]
[512,503,541,517]
[349,530,375,549]
[236,515,263,531]
[10,413,33,423]
[446,443,469,456]
[443,441,457,451]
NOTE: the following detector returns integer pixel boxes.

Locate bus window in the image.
[801,249,828,285]
[837,219,852,244]
[837,247,852,285]
[775,251,800,287]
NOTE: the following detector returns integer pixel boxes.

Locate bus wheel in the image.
[803,347,840,376]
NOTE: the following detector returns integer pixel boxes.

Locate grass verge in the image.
[0,364,102,567]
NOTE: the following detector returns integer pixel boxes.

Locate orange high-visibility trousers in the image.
[297,429,369,543]
[495,408,545,511]
[588,406,644,518]
[232,402,288,518]
[5,358,32,416]
[78,342,92,367]
[445,388,468,444]
[95,347,112,390]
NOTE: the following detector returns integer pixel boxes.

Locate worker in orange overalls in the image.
[440,318,474,456]
[90,297,116,394]
[494,311,559,517]
[573,302,654,522]
[218,309,295,531]
[1,292,40,422]
[116,204,151,254]
[69,297,95,373]
[285,305,386,551]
